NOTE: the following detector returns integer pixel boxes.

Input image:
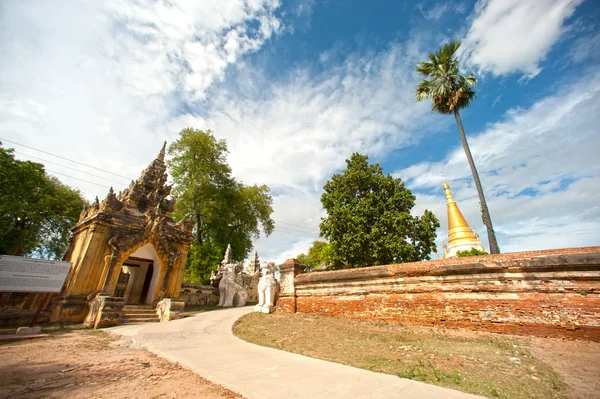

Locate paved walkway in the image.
[107,307,482,399]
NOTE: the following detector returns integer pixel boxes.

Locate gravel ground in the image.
[0,329,245,399]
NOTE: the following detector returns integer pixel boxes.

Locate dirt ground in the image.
[0,330,244,399]
[529,337,600,399]
[234,312,600,399]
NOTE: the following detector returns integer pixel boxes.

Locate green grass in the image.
[233,312,566,399]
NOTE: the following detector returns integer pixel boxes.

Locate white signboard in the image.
[0,255,71,293]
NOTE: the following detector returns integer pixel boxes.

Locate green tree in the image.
[415,40,500,254]
[456,248,488,257]
[168,128,275,284]
[320,153,440,268]
[0,145,87,258]
[296,240,334,270]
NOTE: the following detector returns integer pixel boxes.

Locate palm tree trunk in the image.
[453,110,500,254]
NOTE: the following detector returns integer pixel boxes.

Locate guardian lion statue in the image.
[254,261,280,313]
[216,262,248,307]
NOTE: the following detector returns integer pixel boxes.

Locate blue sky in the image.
[1,0,599,262]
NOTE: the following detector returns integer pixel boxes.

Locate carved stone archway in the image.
[51,143,193,326]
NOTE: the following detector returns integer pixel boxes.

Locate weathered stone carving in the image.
[82,293,125,329]
[83,292,103,328]
[216,263,248,307]
[216,245,248,307]
[156,298,185,322]
[51,142,194,325]
[254,261,280,313]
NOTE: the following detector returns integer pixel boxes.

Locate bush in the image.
[456,248,489,257]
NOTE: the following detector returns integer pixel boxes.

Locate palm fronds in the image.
[415,40,476,115]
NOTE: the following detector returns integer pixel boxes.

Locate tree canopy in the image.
[0,145,87,258]
[168,128,274,284]
[415,40,499,254]
[319,153,440,268]
[296,240,334,270]
[415,40,477,115]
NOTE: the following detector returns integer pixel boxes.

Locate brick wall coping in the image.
[294,246,600,284]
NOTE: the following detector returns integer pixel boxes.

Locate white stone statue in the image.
[216,261,248,307]
[254,261,280,313]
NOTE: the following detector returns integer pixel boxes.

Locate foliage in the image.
[296,240,334,270]
[456,248,489,257]
[182,242,222,284]
[415,40,500,254]
[319,153,440,268]
[0,145,87,258]
[168,128,274,284]
[415,40,477,115]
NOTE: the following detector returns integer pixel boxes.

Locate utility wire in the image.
[3,138,322,239]
[275,229,319,239]
[273,219,320,233]
[46,170,113,189]
[1,137,134,181]
[15,150,129,187]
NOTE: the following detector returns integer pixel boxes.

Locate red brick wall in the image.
[288,247,600,341]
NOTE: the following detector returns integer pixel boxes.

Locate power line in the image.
[1,137,134,181]
[45,171,320,238]
[46,170,112,189]
[273,219,320,233]
[273,227,319,239]
[15,150,129,187]
[3,138,322,238]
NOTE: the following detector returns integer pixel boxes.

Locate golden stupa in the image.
[442,181,486,258]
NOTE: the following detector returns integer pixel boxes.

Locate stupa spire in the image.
[157,141,167,162]
[247,251,260,274]
[442,181,485,258]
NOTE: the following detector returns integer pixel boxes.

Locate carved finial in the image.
[222,244,233,264]
[78,205,88,222]
[157,141,167,162]
[247,251,260,274]
[108,186,114,196]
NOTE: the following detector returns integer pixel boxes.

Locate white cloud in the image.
[163,41,440,261]
[417,2,467,21]
[0,0,438,263]
[0,0,283,197]
[567,30,600,65]
[418,3,451,21]
[397,68,600,254]
[2,0,596,266]
[104,0,282,100]
[462,0,583,78]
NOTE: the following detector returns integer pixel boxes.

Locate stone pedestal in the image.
[276,259,305,313]
[83,295,125,329]
[50,295,89,323]
[255,304,276,314]
[156,298,185,322]
[16,326,42,335]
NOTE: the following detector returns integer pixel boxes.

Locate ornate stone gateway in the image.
[51,143,194,328]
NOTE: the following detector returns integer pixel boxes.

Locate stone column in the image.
[276,258,305,313]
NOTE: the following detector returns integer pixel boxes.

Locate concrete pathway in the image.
[107,307,483,399]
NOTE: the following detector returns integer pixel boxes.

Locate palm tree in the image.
[415,40,499,254]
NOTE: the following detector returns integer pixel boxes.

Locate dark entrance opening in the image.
[140,263,154,304]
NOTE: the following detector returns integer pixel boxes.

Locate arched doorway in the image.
[118,244,161,305]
